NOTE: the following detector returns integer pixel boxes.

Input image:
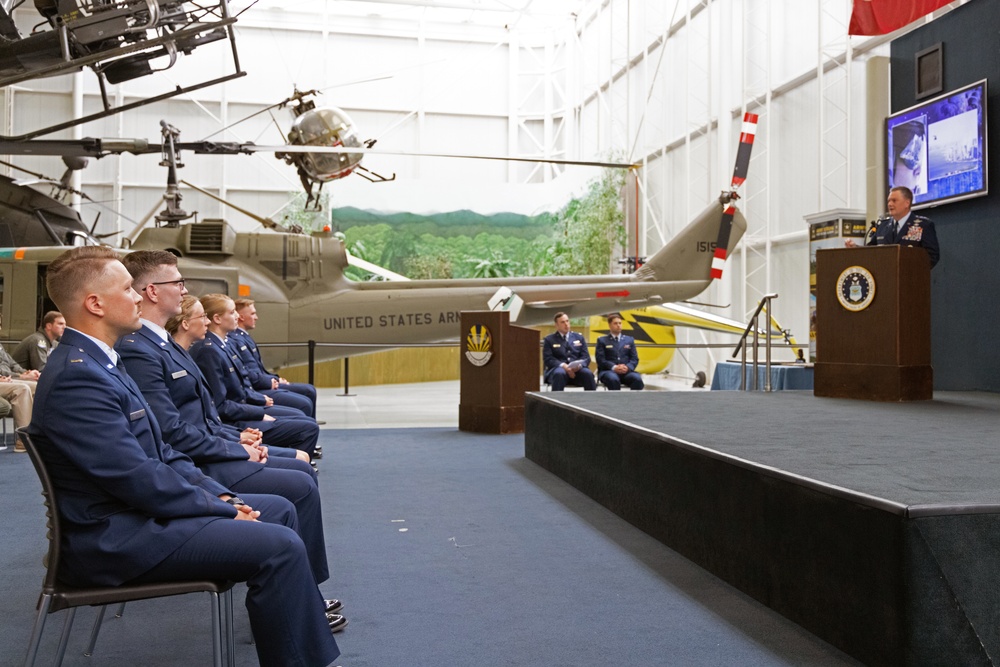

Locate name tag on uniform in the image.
[552,344,561,348]
[171,370,188,379]
[129,409,146,421]
[240,345,248,351]
[605,345,614,349]
[573,340,582,346]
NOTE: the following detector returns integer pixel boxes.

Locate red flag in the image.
[849,0,953,36]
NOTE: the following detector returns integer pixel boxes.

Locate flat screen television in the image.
[885,78,988,208]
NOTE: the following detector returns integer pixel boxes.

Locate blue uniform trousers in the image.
[229,467,328,584]
[129,494,339,667]
[549,367,597,391]
[598,370,645,390]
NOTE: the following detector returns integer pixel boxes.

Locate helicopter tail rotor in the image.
[711,112,758,281]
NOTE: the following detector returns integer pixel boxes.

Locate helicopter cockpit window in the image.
[183,278,229,297]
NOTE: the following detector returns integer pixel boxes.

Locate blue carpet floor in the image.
[0,428,860,666]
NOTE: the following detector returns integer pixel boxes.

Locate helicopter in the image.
[271,88,395,211]
[0,113,758,373]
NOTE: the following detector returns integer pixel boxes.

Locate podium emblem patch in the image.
[465,324,493,367]
[836,266,875,312]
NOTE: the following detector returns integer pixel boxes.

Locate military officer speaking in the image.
[846,186,940,268]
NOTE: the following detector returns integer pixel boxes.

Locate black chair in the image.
[17,428,236,667]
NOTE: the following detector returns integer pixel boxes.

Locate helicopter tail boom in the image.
[631,199,747,284]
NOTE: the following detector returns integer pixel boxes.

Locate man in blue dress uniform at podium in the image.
[847,186,940,268]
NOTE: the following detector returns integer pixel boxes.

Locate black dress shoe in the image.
[324,599,342,614]
[326,613,348,633]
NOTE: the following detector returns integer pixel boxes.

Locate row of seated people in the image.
[0,311,63,451]
[542,311,645,391]
[27,247,344,666]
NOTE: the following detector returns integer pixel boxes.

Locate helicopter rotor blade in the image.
[199,76,393,142]
[0,138,639,169]
[711,112,758,281]
[238,145,640,169]
[180,179,291,232]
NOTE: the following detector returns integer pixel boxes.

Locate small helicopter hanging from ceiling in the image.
[201,86,396,212]
[274,88,395,211]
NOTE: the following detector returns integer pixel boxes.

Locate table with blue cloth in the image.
[710,360,814,391]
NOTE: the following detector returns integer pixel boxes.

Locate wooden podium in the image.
[459,311,539,434]
[815,245,932,401]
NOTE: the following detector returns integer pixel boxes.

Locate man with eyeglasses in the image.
[28,246,341,666]
[116,250,346,629]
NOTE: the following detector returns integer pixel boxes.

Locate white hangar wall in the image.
[0,0,971,381]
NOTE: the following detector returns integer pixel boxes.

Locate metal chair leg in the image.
[224,588,235,667]
[54,608,77,666]
[114,602,127,618]
[22,594,53,667]
[210,592,223,667]
[84,605,108,657]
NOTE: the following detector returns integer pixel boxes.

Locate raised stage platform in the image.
[524,390,1000,667]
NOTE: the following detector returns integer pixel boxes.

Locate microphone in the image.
[863,213,890,245]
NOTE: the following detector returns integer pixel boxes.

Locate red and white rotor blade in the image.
[711,112,758,280]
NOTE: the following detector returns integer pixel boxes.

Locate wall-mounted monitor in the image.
[885,78,987,209]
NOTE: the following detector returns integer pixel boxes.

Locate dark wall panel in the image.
[890,0,1000,390]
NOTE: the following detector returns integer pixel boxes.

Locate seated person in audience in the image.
[543,312,596,391]
[190,294,321,458]
[26,246,341,667]
[0,396,10,451]
[0,319,41,385]
[168,296,310,464]
[0,313,38,452]
[233,297,318,419]
[595,313,644,390]
[12,310,65,372]
[115,252,342,620]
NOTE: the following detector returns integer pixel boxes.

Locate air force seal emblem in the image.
[836,265,876,312]
[465,324,493,367]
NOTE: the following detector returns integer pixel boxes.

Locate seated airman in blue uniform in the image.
[114,252,338,618]
[27,246,341,667]
[542,312,597,391]
[190,294,321,458]
[595,313,644,390]
[232,297,318,418]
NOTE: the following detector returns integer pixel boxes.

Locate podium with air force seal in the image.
[814,245,932,401]
[459,310,540,433]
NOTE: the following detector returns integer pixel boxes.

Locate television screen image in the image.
[886,79,987,208]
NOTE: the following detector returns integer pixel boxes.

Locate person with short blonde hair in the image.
[191,294,321,457]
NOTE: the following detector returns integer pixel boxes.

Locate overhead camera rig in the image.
[0,0,246,142]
